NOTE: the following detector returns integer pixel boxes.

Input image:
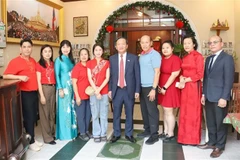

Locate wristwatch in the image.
[162,86,167,90]
[152,86,156,90]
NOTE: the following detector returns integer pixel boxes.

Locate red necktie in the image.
[119,55,124,88]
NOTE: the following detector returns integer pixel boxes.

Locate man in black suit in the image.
[198,36,235,158]
[108,37,140,143]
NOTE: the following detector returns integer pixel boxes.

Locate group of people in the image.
[3,34,234,158]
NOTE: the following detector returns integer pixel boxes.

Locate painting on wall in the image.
[1,0,63,46]
[73,16,88,37]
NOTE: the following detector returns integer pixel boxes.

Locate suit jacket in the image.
[203,51,235,102]
[109,53,140,99]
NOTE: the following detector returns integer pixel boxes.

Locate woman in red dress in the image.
[158,40,181,141]
[177,35,204,145]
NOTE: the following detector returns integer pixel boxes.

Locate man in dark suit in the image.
[198,36,235,158]
[108,37,140,143]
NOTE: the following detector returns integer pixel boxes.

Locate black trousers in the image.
[205,100,228,149]
[21,91,38,144]
[140,87,159,137]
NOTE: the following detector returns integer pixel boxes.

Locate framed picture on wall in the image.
[73,16,88,37]
[1,0,63,46]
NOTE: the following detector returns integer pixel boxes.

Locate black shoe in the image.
[110,136,121,143]
[159,133,167,139]
[137,131,151,138]
[48,140,56,145]
[125,136,136,143]
[163,136,175,142]
[145,136,159,145]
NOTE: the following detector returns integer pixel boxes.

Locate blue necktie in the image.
[208,55,216,71]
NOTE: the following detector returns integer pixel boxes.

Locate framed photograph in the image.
[73,16,88,37]
[229,42,233,48]
[223,42,228,48]
[1,0,63,46]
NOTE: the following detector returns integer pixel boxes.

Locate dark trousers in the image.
[140,87,159,137]
[112,87,134,137]
[75,99,91,135]
[21,91,38,144]
[205,100,228,149]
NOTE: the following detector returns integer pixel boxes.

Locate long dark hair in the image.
[92,43,104,57]
[38,44,53,68]
[59,40,75,64]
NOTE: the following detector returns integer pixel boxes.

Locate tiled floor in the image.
[23,105,240,160]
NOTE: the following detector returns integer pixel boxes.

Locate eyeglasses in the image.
[208,41,220,45]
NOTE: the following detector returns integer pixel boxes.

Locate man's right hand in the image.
[19,76,29,82]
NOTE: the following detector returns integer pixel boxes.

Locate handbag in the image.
[85,86,95,96]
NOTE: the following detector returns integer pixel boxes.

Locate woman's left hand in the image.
[161,88,166,95]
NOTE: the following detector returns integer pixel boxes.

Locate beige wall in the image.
[234,0,240,72]
[0,0,239,74]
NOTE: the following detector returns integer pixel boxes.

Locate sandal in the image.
[159,133,167,139]
[101,136,107,142]
[94,137,101,143]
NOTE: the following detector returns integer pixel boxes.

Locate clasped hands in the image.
[177,76,186,89]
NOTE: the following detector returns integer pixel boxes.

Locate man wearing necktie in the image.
[108,37,140,143]
[198,36,235,158]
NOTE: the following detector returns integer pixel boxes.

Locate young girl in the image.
[36,44,56,145]
[72,48,92,141]
[87,44,110,143]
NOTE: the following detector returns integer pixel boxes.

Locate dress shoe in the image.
[210,148,223,158]
[48,140,56,145]
[110,136,121,143]
[137,131,151,138]
[29,143,41,152]
[145,136,159,145]
[197,143,216,149]
[125,136,136,143]
[35,140,43,147]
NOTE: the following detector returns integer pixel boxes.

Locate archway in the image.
[94,1,199,58]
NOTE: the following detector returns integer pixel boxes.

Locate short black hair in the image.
[20,38,33,46]
[162,40,174,49]
[183,35,198,50]
[115,37,128,46]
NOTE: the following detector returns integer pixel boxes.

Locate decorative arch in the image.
[95,1,196,44]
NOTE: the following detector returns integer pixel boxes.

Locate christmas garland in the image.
[95,1,195,45]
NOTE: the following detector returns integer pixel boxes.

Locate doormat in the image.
[97,130,144,160]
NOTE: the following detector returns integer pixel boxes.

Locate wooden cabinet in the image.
[0,80,30,160]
